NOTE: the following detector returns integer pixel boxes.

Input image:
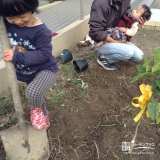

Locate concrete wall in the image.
[52,15,90,57]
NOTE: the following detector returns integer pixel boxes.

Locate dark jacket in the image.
[89,0,131,42]
[5,20,58,83]
[116,14,134,41]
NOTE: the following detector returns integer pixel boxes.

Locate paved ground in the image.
[0,0,159,60]
[37,0,93,32]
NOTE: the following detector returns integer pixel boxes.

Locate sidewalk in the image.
[37,0,93,33]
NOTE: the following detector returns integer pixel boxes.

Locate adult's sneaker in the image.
[97,56,117,70]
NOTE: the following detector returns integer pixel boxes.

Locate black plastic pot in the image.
[73,59,88,73]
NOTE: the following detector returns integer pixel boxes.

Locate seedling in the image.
[132,47,160,124]
[129,47,160,153]
[49,87,64,107]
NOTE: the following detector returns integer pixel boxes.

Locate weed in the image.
[88,48,98,61]
[10,113,17,122]
[123,105,134,117]
[70,78,82,86]
[23,102,29,108]
[72,95,77,102]
[0,97,13,115]
[0,105,5,115]
[79,107,84,111]
[48,86,64,107]
[119,119,124,126]
[80,88,87,96]
[75,131,81,137]
[93,72,100,78]
[59,62,73,77]
[70,107,73,113]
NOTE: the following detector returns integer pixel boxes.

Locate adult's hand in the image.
[106,36,126,43]
[138,17,146,27]
[114,39,126,43]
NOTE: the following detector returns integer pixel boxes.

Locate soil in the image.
[0,28,160,160]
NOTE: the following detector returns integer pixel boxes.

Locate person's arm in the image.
[125,22,139,36]
[89,1,108,42]
[105,35,126,43]
[12,28,53,65]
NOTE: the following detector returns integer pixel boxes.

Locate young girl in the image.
[0,0,58,130]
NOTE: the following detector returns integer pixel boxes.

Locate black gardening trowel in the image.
[0,17,50,160]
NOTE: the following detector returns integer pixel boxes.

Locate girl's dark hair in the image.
[0,0,39,17]
[141,4,152,20]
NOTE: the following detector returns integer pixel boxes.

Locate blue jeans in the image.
[95,42,143,64]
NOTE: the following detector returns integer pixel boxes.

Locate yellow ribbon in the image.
[131,84,153,122]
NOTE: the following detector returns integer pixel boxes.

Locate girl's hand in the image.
[3,49,14,61]
[96,41,105,47]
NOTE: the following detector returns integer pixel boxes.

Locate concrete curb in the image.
[52,15,90,57]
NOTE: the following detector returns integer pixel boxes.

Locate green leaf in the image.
[154,47,160,64]
[152,81,158,88]
[155,80,160,88]
[143,59,151,72]
[156,115,160,124]
[131,72,152,83]
[10,114,17,121]
[147,99,159,120]
[144,72,153,78]
[80,88,86,95]
[152,69,160,75]
[152,47,160,73]
[152,62,160,73]
[131,73,144,82]
[136,64,146,73]
[155,87,160,95]
[152,81,160,95]
[152,83,156,89]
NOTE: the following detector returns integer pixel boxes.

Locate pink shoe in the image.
[45,114,50,130]
[30,107,46,130]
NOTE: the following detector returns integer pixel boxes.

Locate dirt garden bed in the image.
[0,28,160,160]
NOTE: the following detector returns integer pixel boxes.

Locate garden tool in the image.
[0,17,50,160]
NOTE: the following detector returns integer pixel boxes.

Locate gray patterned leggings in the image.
[25,70,58,115]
